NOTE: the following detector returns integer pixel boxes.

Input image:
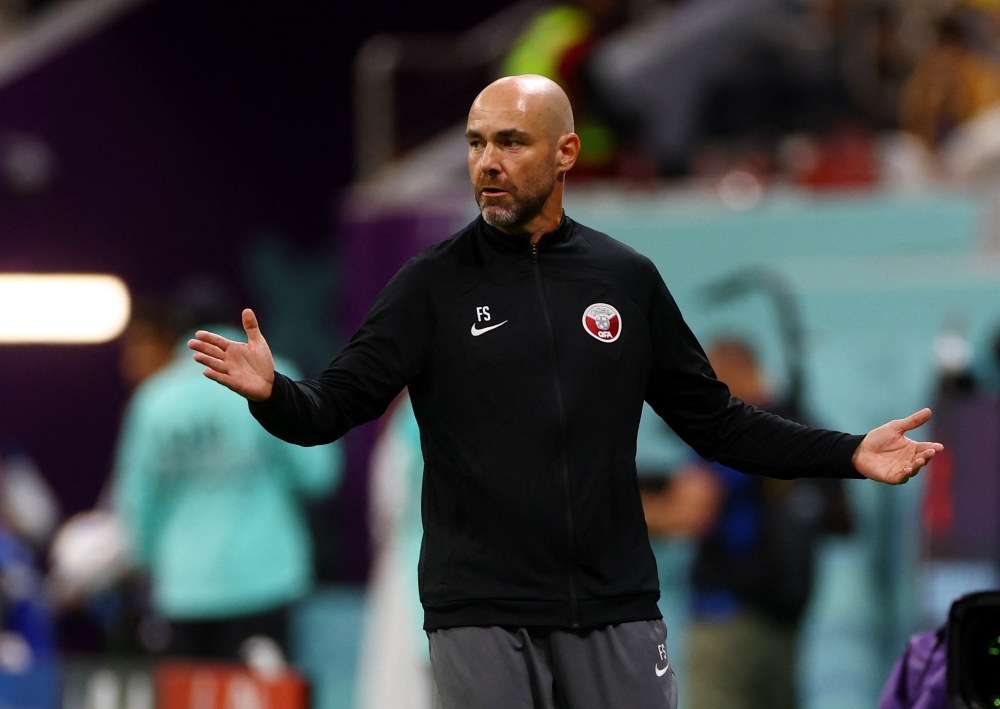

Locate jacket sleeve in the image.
[643,266,863,480]
[249,258,434,446]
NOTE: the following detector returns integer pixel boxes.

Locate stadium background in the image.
[1,0,998,707]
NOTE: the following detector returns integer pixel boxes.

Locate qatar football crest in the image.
[582,303,621,343]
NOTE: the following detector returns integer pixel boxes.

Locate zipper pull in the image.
[531,243,539,263]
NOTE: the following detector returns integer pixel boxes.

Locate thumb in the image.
[895,408,932,433]
[242,308,264,343]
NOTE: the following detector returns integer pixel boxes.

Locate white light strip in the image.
[0,274,131,344]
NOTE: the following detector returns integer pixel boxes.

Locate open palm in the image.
[852,408,944,485]
[188,309,275,402]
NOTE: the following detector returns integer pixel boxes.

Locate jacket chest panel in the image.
[433,272,648,382]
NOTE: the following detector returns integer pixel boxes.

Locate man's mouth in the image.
[480,187,508,198]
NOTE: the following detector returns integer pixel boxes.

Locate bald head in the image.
[471,75,575,140]
[466,75,580,235]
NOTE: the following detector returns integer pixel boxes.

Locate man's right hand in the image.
[188,308,275,402]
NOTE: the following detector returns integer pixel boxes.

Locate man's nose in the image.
[478,143,502,174]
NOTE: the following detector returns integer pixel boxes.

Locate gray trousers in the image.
[428,620,678,709]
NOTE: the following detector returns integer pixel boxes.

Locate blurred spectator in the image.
[501,0,630,174]
[356,394,431,709]
[585,0,856,175]
[900,9,1000,151]
[47,298,179,655]
[111,293,343,661]
[643,338,852,709]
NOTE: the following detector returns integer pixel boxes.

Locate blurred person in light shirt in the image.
[111,286,342,661]
[356,393,431,709]
[47,298,190,653]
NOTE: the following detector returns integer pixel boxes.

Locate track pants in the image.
[428,619,677,709]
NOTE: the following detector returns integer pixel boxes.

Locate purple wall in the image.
[0,0,485,585]
[335,205,469,580]
[0,23,265,515]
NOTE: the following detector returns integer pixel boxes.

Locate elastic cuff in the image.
[248,371,292,418]
[831,433,866,479]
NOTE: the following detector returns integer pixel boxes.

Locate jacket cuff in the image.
[248,371,292,420]
[831,433,866,479]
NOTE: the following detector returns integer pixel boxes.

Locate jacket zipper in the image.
[531,242,580,628]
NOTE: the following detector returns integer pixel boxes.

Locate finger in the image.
[916,442,945,453]
[188,339,226,360]
[903,448,939,470]
[243,309,264,343]
[890,466,920,485]
[894,408,932,433]
[919,447,939,462]
[194,330,232,350]
[203,368,230,386]
[193,352,228,373]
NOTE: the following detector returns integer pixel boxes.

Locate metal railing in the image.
[352,0,545,181]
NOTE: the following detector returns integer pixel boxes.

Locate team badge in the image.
[582,303,621,343]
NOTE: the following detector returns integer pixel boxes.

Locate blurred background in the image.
[1,0,1000,707]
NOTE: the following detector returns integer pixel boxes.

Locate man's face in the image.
[466,100,560,230]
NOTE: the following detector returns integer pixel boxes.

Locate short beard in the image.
[477,174,556,230]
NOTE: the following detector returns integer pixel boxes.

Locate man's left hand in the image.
[852,408,944,485]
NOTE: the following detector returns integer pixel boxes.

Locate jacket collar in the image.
[476,212,574,258]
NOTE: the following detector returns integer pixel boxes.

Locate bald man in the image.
[189,76,942,709]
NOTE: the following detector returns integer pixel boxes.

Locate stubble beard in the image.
[477,173,556,230]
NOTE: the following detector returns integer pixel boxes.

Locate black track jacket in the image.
[249,214,864,631]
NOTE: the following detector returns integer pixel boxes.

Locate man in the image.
[189,75,942,709]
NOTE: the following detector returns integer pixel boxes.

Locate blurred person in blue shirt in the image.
[642,338,852,709]
[112,292,342,661]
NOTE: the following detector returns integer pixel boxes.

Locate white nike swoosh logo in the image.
[471,320,508,336]
[655,663,670,677]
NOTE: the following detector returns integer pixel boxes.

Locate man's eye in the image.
[506,140,521,147]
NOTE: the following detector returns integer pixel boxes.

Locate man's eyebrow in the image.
[495,129,531,140]
[465,128,532,141]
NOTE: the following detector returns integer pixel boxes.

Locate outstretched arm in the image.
[643,265,942,483]
[188,309,275,401]
[852,408,943,485]
[188,257,434,447]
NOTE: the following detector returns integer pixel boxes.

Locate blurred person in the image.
[356,394,432,709]
[112,292,342,661]
[584,0,856,175]
[643,338,853,709]
[47,299,179,655]
[900,10,1000,150]
[191,75,941,709]
[501,0,630,174]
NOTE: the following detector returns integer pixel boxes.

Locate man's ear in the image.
[556,133,580,173]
